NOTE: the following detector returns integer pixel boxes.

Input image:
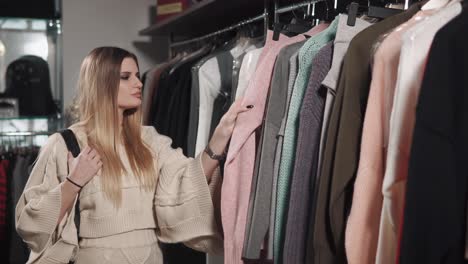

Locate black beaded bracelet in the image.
[66,177,83,189]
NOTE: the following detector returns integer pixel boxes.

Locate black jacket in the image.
[400,7,468,264]
[151,47,211,154]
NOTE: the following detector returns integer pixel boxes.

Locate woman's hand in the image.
[209,98,253,155]
[201,98,252,182]
[67,146,103,188]
[58,146,102,224]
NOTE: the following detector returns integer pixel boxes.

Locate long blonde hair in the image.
[76,47,156,206]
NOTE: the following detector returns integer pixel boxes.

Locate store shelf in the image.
[139,0,267,38]
[0,116,49,120]
[0,131,53,136]
[0,116,63,134]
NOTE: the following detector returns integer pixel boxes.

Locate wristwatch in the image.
[204,145,226,161]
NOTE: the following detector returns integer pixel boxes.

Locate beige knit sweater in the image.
[15,125,223,264]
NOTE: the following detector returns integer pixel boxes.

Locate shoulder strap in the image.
[59,129,81,239]
[60,129,81,158]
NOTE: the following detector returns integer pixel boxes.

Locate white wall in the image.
[62,0,167,108]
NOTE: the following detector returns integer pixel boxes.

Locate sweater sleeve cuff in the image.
[156,155,223,251]
[18,183,62,236]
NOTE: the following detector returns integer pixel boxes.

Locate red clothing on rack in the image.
[0,159,10,242]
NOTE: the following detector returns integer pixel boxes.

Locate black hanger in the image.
[347,1,403,26]
[308,0,334,23]
[273,7,313,40]
[273,0,335,40]
[243,22,264,40]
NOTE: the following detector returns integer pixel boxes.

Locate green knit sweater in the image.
[274,17,339,263]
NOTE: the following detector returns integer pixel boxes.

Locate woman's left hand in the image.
[201,98,253,182]
[208,98,253,157]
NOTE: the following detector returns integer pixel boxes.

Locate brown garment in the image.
[307,3,425,264]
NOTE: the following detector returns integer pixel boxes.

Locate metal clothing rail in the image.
[275,0,327,15]
[170,13,267,48]
[170,0,329,48]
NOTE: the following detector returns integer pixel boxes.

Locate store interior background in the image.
[61,0,167,108]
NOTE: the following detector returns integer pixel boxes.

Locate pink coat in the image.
[222,26,327,263]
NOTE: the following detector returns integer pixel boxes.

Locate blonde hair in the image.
[76,47,156,206]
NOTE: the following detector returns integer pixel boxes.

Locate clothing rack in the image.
[169,13,268,48]
[274,0,329,25]
[170,0,330,49]
[0,132,51,149]
[0,131,52,149]
[0,117,61,138]
[275,0,327,15]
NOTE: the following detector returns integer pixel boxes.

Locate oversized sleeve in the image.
[15,133,79,264]
[146,127,223,255]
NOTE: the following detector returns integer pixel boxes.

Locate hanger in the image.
[273,0,334,40]
[243,22,264,40]
[305,0,333,25]
[347,0,403,26]
[273,1,314,40]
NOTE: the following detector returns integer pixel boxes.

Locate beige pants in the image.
[75,229,163,264]
[75,243,163,264]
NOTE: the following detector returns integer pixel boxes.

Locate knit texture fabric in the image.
[16,125,223,264]
[222,27,324,264]
[274,18,338,263]
[283,42,333,264]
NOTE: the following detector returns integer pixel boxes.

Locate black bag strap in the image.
[59,129,81,238]
[60,129,81,158]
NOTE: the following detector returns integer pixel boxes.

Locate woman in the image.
[16,47,251,264]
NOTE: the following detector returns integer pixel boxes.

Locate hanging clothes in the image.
[376,2,463,263]
[305,14,372,264]
[188,37,251,157]
[142,66,160,125]
[268,48,301,261]
[274,18,337,263]
[142,55,182,125]
[222,28,316,264]
[187,47,223,157]
[346,8,439,264]
[196,38,261,158]
[193,50,233,156]
[312,3,423,264]
[234,47,263,100]
[399,6,468,264]
[210,39,261,138]
[0,159,9,250]
[9,152,37,264]
[282,41,333,264]
[231,42,261,103]
[319,15,372,173]
[151,47,211,154]
[149,47,214,264]
[0,147,39,263]
[242,40,304,261]
[142,3,468,263]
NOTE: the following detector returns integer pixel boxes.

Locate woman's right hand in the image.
[67,146,103,187]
